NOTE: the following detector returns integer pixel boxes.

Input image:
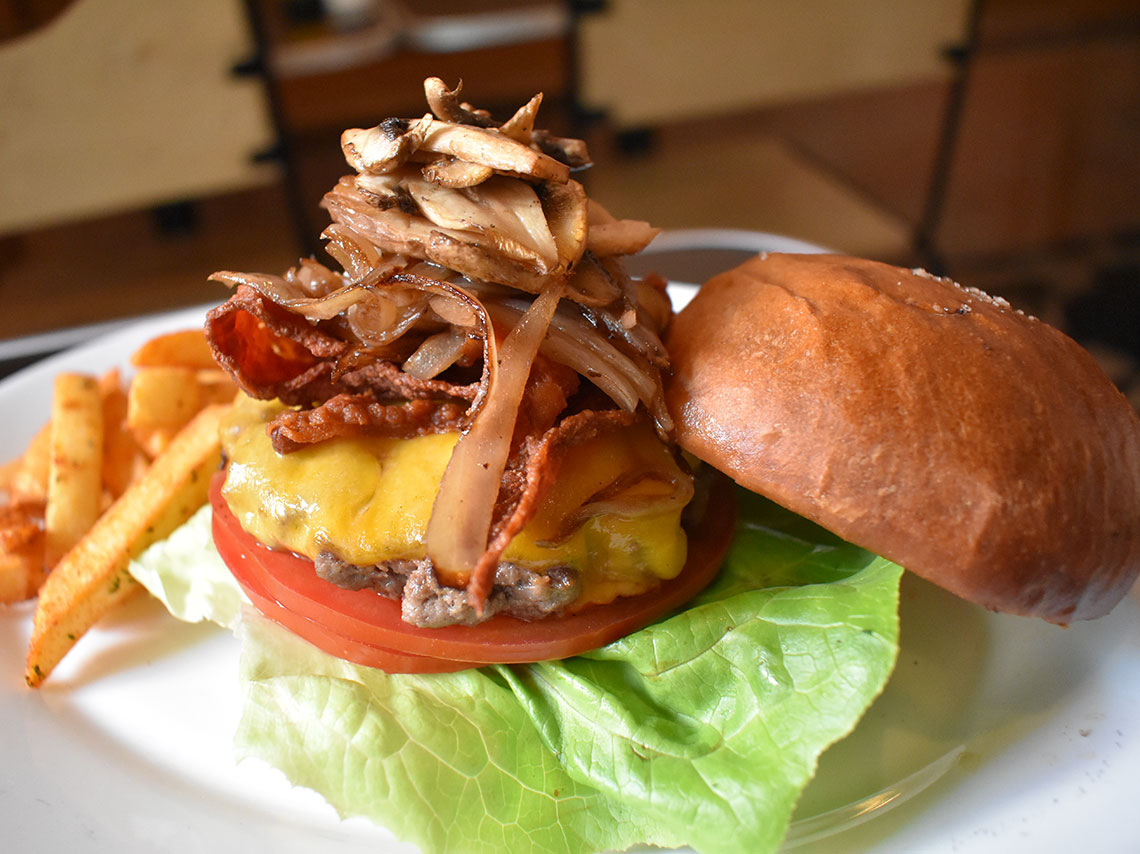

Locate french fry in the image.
[100,368,146,500]
[127,366,237,458]
[128,367,203,433]
[0,501,44,552]
[0,541,45,603]
[130,329,216,370]
[25,403,229,687]
[44,374,104,569]
[195,369,239,407]
[0,502,45,602]
[0,552,30,603]
[134,426,179,460]
[0,456,19,492]
[9,423,51,505]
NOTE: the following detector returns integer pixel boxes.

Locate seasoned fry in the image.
[127,366,236,458]
[99,368,146,500]
[0,329,228,608]
[25,403,229,687]
[195,369,239,408]
[0,502,45,603]
[0,542,45,603]
[134,427,179,460]
[44,374,103,569]
[0,501,44,552]
[0,552,30,603]
[0,456,19,492]
[130,329,217,370]
[128,367,202,434]
[9,423,51,505]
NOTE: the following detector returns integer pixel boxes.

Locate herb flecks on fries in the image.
[0,329,237,686]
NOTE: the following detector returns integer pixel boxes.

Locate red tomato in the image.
[210,471,734,673]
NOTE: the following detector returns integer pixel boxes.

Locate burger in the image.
[202,77,736,674]
[156,79,1140,853]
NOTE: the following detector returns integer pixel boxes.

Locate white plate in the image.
[2,236,1139,854]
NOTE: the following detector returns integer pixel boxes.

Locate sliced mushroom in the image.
[404,173,558,272]
[532,129,591,169]
[421,157,494,188]
[342,114,432,175]
[587,218,661,257]
[540,179,588,271]
[324,180,550,289]
[354,172,405,209]
[565,253,622,307]
[425,230,546,291]
[586,199,661,259]
[498,93,542,143]
[420,122,570,184]
[423,77,496,127]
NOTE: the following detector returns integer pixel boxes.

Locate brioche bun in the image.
[665,253,1140,622]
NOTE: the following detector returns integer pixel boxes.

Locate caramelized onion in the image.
[425,279,566,608]
[483,296,663,421]
[402,328,470,379]
[540,468,695,547]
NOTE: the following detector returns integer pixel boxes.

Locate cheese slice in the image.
[220,396,689,606]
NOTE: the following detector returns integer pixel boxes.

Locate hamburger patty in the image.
[315,552,580,628]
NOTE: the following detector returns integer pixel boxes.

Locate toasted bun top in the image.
[665,253,1140,622]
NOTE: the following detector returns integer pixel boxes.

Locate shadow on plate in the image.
[32,593,220,692]
[786,570,1113,850]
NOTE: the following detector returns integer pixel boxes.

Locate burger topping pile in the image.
[205,79,691,627]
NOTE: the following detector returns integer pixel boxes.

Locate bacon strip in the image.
[206,286,480,442]
[468,407,639,606]
[269,395,468,453]
[205,285,339,399]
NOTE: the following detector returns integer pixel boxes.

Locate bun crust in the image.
[665,253,1140,622]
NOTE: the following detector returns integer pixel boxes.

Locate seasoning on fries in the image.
[0,328,238,684]
[24,403,228,687]
[44,374,104,569]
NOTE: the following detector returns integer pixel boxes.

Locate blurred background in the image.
[1,0,1138,403]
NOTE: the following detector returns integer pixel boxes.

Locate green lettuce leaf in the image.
[128,504,247,629]
[498,491,901,853]
[130,489,902,854]
[237,614,674,854]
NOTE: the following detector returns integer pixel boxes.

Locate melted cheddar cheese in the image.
[220,396,689,607]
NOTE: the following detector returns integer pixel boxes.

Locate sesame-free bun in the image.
[665,253,1140,622]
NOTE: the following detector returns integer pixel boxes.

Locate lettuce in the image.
[130,489,902,854]
[128,504,247,630]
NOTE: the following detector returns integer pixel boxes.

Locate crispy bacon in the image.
[268,394,468,453]
[206,286,480,405]
[468,407,639,608]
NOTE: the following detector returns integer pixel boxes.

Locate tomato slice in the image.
[210,470,734,672]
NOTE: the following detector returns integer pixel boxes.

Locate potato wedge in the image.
[130,329,217,370]
[44,374,104,569]
[25,403,229,687]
